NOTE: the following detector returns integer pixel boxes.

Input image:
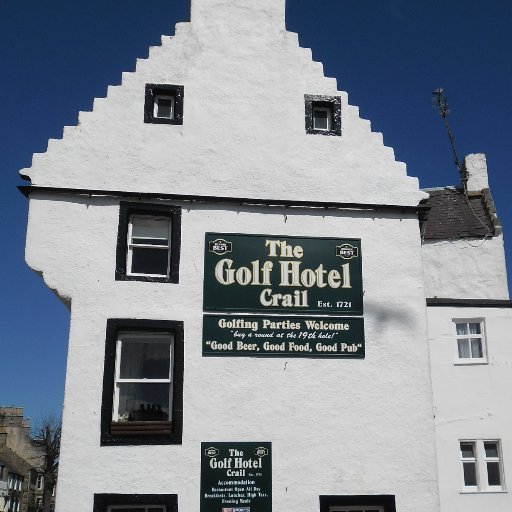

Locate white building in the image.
[20,1,510,511]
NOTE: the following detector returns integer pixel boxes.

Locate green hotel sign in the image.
[201,442,272,512]
[203,233,363,315]
[203,314,364,358]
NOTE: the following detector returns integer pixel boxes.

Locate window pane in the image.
[458,339,470,358]
[484,442,499,458]
[456,323,468,335]
[131,247,169,275]
[132,217,169,241]
[470,338,483,358]
[116,383,170,421]
[460,442,475,458]
[156,97,174,118]
[487,462,501,486]
[468,322,481,334]
[313,109,329,130]
[463,461,477,486]
[120,340,171,379]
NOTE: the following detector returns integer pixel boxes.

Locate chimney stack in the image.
[464,153,489,192]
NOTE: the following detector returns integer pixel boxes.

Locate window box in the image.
[115,202,181,283]
[460,440,506,492]
[305,94,341,136]
[100,319,184,446]
[144,84,184,125]
[319,495,395,512]
[93,494,178,512]
[453,319,487,364]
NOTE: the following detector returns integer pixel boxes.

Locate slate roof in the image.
[420,187,499,241]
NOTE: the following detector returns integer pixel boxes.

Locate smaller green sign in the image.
[203,315,364,358]
[201,442,272,512]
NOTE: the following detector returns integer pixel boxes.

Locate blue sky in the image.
[1,0,511,426]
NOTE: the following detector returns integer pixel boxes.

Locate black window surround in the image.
[305,94,342,136]
[115,201,181,283]
[319,495,396,512]
[144,83,184,125]
[93,493,178,512]
[100,319,184,446]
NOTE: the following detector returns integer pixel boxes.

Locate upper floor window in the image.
[144,84,184,125]
[305,94,341,136]
[100,319,184,446]
[454,320,487,363]
[115,202,181,284]
[460,440,505,492]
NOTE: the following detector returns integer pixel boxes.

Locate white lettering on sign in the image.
[213,239,353,308]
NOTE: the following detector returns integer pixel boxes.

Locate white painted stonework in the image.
[422,236,509,299]
[465,153,490,192]
[428,305,512,512]
[20,1,511,512]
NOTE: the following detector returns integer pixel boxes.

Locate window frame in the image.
[93,494,178,512]
[319,495,395,512]
[144,84,184,125]
[153,94,175,120]
[112,331,174,423]
[460,439,506,493]
[453,319,487,364]
[305,94,342,136]
[115,202,181,284]
[126,214,172,278]
[100,319,184,446]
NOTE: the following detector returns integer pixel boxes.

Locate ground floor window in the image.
[320,495,395,512]
[94,494,177,512]
[330,508,383,512]
[460,439,505,491]
[100,319,184,446]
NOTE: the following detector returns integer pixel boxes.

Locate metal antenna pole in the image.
[432,88,468,194]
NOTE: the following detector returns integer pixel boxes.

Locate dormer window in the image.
[144,84,184,125]
[305,94,341,136]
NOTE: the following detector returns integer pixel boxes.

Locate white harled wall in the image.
[422,236,509,300]
[428,305,512,512]
[22,1,441,511]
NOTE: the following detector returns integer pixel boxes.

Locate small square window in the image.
[460,440,505,492]
[115,202,181,283]
[454,320,487,363]
[154,95,175,120]
[94,494,178,512]
[313,107,332,131]
[144,84,183,125]
[100,319,184,446]
[305,94,341,136]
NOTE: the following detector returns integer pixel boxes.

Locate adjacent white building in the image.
[19,1,510,511]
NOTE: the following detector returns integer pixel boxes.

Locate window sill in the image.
[454,360,489,366]
[460,490,507,494]
[115,272,178,284]
[111,421,172,436]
